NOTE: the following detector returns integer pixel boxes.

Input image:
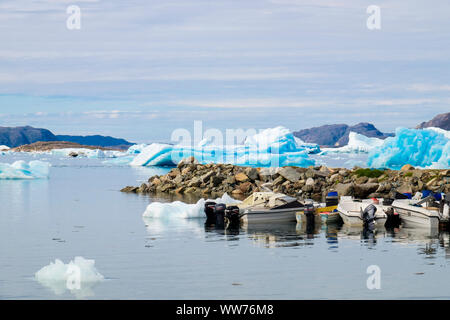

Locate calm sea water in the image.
[0,153,449,300]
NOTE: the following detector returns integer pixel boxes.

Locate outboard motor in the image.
[214,203,226,229]
[204,201,216,225]
[361,203,377,229]
[225,206,241,228]
[442,193,450,223]
[384,206,401,229]
[304,203,315,236]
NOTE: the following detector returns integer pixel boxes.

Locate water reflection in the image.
[142,211,450,260]
[36,278,100,299]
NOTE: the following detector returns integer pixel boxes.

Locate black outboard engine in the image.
[384,206,401,229]
[304,203,315,236]
[225,206,241,228]
[204,201,216,225]
[214,203,226,229]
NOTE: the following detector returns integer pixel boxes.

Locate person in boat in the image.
[361,198,379,227]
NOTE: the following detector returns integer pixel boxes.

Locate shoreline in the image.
[121,157,450,201]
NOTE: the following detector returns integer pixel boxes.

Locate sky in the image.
[0,0,449,143]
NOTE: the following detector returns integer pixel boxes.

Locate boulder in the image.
[232,189,243,195]
[278,167,301,182]
[120,186,138,193]
[355,176,368,184]
[239,181,252,193]
[339,169,349,177]
[177,156,198,168]
[353,183,379,199]
[188,177,201,187]
[210,175,224,187]
[335,183,354,196]
[305,178,315,186]
[245,167,259,181]
[235,172,249,182]
[201,171,214,183]
[401,164,415,171]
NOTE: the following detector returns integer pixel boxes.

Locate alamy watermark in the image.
[170,120,282,167]
[66,264,81,290]
[367,5,381,30]
[66,5,81,30]
[366,265,381,290]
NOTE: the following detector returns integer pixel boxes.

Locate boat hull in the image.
[393,206,440,229]
[242,208,298,224]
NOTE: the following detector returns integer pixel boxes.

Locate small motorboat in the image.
[391,192,450,230]
[296,192,340,224]
[237,192,304,224]
[337,197,389,227]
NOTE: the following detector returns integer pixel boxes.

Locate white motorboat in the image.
[337,197,389,227]
[391,193,449,230]
[238,192,304,224]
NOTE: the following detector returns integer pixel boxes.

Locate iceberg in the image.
[143,193,241,219]
[0,160,50,179]
[126,143,148,154]
[35,257,104,298]
[321,132,384,154]
[0,145,10,151]
[129,126,318,168]
[367,127,450,169]
[50,148,124,159]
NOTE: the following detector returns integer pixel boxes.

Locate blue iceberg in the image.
[0,160,50,179]
[367,127,450,169]
[128,127,318,167]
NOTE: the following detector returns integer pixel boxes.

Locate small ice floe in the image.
[143,193,241,219]
[0,145,10,152]
[35,257,104,299]
[50,148,124,159]
[142,193,241,235]
[320,132,384,154]
[0,160,50,179]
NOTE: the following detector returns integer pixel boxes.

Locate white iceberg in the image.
[35,257,104,298]
[0,145,10,151]
[126,143,148,154]
[127,126,318,168]
[367,127,450,169]
[320,132,385,154]
[50,148,124,159]
[143,193,241,219]
[0,160,50,179]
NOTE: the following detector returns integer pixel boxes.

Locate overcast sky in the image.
[0,0,449,143]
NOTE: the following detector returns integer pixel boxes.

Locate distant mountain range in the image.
[1,112,448,150]
[0,126,133,150]
[293,122,393,147]
[416,112,450,130]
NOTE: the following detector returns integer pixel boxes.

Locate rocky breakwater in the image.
[121,157,450,201]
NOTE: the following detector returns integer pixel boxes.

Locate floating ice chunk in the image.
[321,132,384,154]
[126,144,148,154]
[367,127,450,169]
[125,127,318,167]
[0,160,50,179]
[0,145,10,151]
[143,193,241,219]
[35,257,104,298]
[130,143,176,166]
[49,148,121,159]
[244,126,320,154]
